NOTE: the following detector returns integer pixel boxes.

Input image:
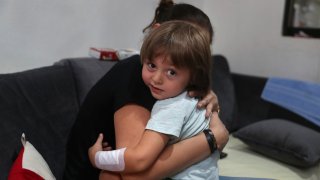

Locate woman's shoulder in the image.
[98,55,141,82]
[114,55,141,69]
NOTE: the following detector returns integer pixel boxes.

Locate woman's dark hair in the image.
[143,0,214,43]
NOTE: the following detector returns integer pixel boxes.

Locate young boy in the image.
[89,21,219,180]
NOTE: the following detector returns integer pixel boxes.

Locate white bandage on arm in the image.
[95,148,126,171]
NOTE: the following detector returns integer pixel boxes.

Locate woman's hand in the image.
[189,90,228,151]
[188,90,219,118]
[209,112,229,151]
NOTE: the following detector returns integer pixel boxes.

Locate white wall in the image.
[1,0,320,82]
[0,0,158,72]
[206,0,320,82]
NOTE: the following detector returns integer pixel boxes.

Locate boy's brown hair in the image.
[140,20,212,97]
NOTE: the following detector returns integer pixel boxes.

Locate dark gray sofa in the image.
[1,55,318,179]
[0,57,117,180]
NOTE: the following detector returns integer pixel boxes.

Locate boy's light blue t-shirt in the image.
[146,91,219,180]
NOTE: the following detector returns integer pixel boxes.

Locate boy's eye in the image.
[167,70,176,77]
[147,63,156,69]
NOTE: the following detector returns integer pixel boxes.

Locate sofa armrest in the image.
[0,65,79,179]
[212,55,238,132]
[231,73,270,131]
[232,73,320,132]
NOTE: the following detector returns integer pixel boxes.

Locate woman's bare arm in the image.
[99,104,150,180]
[88,130,169,173]
[209,112,229,150]
[120,111,228,180]
[99,91,228,180]
[123,130,169,172]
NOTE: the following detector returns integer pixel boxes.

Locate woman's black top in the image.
[64,55,156,180]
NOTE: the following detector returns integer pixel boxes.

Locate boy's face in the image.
[142,54,190,100]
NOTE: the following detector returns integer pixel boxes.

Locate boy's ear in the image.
[152,23,161,29]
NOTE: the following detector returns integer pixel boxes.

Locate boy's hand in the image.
[88,133,112,168]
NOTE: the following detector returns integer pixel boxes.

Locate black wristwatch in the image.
[203,129,217,154]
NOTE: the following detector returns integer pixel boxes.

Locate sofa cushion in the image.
[0,65,78,179]
[211,55,237,132]
[55,57,117,104]
[233,119,320,168]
